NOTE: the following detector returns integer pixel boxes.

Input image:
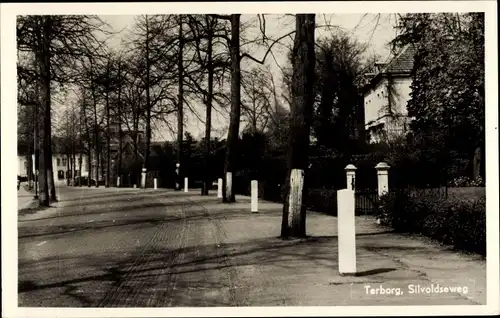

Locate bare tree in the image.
[183,14,231,195]
[208,13,296,203]
[176,15,185,190]
[125,15,179,187]
[241,66,274,133]
[17,15,110,204]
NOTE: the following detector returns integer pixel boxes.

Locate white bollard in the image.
[251,180,258,213]
[117,177,120,187]
[133,184,137,188]
[184,177,188,193]
[345,164,357,191]
[375,162,390,197]
[141,168,147,188]
[154,178,157,190]
[217,178,223,198]
[337,189,356,276]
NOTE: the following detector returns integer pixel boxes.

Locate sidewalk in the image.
[200,194,487,305]
[17,184,38,211]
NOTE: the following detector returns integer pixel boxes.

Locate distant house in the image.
[17,121,164,185]
[17,152,91,184]
[362,45,416,144]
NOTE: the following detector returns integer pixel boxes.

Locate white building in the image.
[18,153,90,183]
[362,45,416,144]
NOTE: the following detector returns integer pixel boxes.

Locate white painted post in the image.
[141,168,147,188]
[337,189,356,275]
[154,178,157,190]
[117,177,120,187]
[288,169,305,228]
[133,184,137,188]
[251,180,258,213]
[226,172,233,199]
[184,177,188,193]
[217,178,223,198]
[375,162,390,197]
[345,164,357,191]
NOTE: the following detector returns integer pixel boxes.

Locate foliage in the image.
[392,13,485,178]
[312,33,368,150]
[377,190,486,256]
[448,176,485,188]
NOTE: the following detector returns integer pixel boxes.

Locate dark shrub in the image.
[378,190,486,256]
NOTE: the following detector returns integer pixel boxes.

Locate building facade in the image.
[18,153,91,183]
[362,45,416,144]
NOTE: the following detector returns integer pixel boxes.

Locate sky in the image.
[85,14,398,142]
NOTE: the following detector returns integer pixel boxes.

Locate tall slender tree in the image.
[176,15,185,190]
[17,15,110,204]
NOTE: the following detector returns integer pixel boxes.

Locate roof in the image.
[382,44,417,74]
[362,44,417,93]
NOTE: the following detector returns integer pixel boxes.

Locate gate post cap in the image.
[375,162,390,170]
[345,164,357,171]
[142,168,147,172]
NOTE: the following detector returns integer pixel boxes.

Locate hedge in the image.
[377,189,486,256]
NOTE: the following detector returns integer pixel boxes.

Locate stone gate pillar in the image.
[375,162,390,197]
[345,164,357,191]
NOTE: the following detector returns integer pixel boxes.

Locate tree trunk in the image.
[106,85,111,188]
[93,97,100,188]
[133,120,139,184]
[87,150,92,188]
[27,153,33,189]
[47,136,56,201]
[202,17,213,196]
[176,16,184,191]
[78,153,83,187]
[33,100,39,196]
[144,16,152,180]
[72,145,76,186]
[27,115,34,190]
[281,14,315,238]
[66,153,70,185]
[101,153,105,184]
[117,63,123,186]
[222,14,241,203]
[79,99,85,187]
[36,16,53,206]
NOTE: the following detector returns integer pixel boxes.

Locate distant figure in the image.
[17,177,21,191]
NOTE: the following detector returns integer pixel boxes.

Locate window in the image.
[62,157,67,166]
[57,158,61,166]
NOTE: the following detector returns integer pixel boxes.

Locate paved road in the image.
[18,185,486,307]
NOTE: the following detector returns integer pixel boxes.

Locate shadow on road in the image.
[19,224,404,308]
[18,197,222,224]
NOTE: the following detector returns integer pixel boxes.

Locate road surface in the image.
[18,185,486,307]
